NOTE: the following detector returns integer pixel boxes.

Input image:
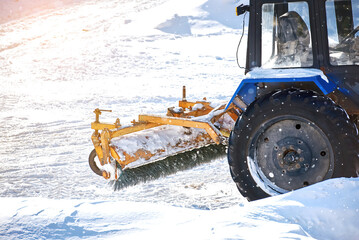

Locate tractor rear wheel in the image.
[228,89,359,201]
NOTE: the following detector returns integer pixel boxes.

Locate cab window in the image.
[326,0,359,65]
[262,2,313,68]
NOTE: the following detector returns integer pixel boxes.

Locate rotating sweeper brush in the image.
[89,86,241,189]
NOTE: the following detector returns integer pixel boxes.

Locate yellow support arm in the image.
[138,115,221,144]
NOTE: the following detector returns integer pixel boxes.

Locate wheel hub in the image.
[252,118,334,193]
[274,137,312,173]
[282,149,299,166]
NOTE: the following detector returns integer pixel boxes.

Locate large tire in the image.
[228,89,359,201]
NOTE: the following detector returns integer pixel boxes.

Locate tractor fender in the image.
[225,68,337,111]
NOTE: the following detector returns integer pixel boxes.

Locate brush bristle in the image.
[111,144,227,190]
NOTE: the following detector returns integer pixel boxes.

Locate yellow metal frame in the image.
[91,86,240,179]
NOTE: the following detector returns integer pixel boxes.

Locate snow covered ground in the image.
[0,0,358,239]
[1,178,359,240]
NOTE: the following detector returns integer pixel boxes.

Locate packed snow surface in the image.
[1,178,359,240]
[0,0,358,239]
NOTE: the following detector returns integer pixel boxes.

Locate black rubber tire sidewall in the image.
[89,149,103,176]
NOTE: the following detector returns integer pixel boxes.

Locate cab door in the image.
[318,0,359,113]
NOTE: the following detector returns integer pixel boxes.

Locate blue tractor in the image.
[227,0,359,200]
[89,0,359,201]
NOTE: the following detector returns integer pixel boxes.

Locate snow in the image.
[1,178,358,239]
[111,125,213,169]
[247,68,329,83]
[0,0,358,239]
[0,0,85,24]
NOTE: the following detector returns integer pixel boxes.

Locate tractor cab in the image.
[239,0,359,114]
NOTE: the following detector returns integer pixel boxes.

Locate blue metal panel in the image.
[325,73,351,96]
[225,74,337,110]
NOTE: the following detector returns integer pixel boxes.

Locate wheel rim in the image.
[248,116,334,194]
